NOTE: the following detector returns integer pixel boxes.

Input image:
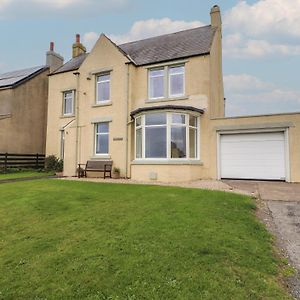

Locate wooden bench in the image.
[78,160,112,179]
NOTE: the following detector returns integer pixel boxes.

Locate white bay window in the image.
[135,112,199,160]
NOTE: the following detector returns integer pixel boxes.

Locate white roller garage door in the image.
[220,132,286,180]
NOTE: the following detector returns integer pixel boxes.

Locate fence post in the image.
[4,152,7,172]
[36,153,39,169]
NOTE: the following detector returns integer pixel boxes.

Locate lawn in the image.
[0,180,291,299]
[0,170,55,180]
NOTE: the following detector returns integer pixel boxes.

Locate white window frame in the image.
[168,66,185,98]
[96,73,111,104]
[134,112,200,160]
[60,130,65,159]
[94,122,109,155]
[62,90,75,116]
[148,65,185,100]
[148,68,165,100]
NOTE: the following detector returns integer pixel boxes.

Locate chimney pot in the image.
[50,42,54,51]
[76,34,80,43]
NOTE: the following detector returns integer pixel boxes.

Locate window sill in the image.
[90,154,111,160]
[60,114,75,119]
[131,159,203,166]
[145,96,189,103]
[92,101,112,107]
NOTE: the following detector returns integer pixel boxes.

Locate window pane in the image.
[98,74,110,82]
[136,128,142,158]
[171,126,186,158]
[169,66,184,75]
[189,128,197,158]
[98,81,110,102]
[149,76,164,98]
[96,134,109,154]
[64,97,73,114]
[172,114,185,124]
[136,116,141,127]
[150,69,164,77]
[189,116,197,127]
[145,127,167,158]
[170,73,184,96]
[64,92,73,115]
[96,122,109,133]
[145,113,166,125]
[149,69,164,99]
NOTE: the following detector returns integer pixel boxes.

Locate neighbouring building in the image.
[46,6,300,183]
[0,43,64,154]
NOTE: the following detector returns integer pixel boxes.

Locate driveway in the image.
[224,180,300,270]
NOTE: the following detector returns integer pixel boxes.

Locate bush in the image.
[45,155,63,172]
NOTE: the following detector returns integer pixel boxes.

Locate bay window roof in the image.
[130,105,204,119]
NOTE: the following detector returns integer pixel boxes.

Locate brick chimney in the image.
[72,34,86,58]
[46,42,64,72]
[210,5,222,29]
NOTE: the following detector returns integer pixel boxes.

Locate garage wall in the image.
[205,113,300,183]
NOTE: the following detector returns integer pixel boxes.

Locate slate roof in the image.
[119,25,216,66]
[51,53,88,75]
[50,25,216,75]
[0,65,48,89]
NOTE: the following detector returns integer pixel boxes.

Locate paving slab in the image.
[258,182,300,202]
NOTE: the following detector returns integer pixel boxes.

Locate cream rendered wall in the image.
[46,71,77,175]
[72,35,130,177]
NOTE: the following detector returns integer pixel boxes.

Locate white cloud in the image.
[223,33,300,58]
[0,0,129,18]
[224,74,300,116]
[224,0,300,39]
[83,32,100,51]
[223,0,300,59]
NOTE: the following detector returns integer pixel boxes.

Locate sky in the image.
[0,0,300,116]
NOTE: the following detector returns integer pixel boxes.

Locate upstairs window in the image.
[169,66,185,97]
[96,73,110,103]
[149,69,164,99]
[63,90,75,116]
[148,65,185,100]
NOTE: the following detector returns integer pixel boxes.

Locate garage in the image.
[219,131,288,181]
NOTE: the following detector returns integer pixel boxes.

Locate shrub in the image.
[45,155,63,172]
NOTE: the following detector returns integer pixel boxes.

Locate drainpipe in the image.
[125,64,130,178]
[74,71,80,173]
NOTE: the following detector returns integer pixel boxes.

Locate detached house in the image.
[0,43,63,154]
[46,6,300,183]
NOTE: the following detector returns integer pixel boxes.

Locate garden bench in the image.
[78,160,112,179]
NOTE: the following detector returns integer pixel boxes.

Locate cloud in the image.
[223,33,300,58]
[224,0,300,39]
[83,32,100,51]
[223,0,300,59]
[224,74,300,116]
[0,0,129,18]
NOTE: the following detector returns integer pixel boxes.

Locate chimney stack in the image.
[46,42,64,72]
[72,34,86,58]
[210,5,222,29]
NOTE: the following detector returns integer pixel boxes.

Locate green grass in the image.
[0,170,55,180]
[0,180,291,299]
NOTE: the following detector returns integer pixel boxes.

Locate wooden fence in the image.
[0,153,45,170]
